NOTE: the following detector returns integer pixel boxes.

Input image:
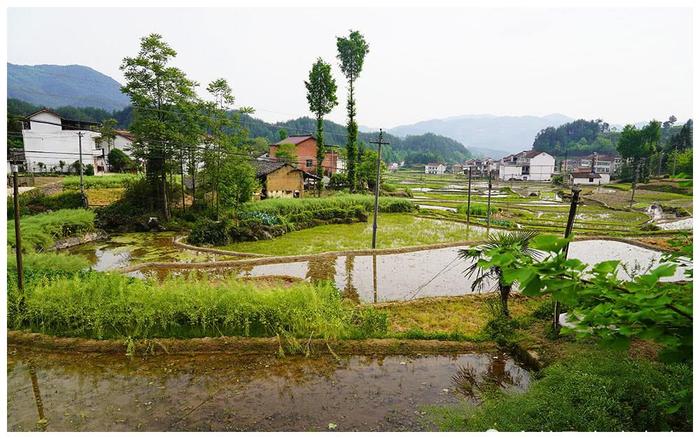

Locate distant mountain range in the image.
[8,63,130,111]
[388,113,574,158]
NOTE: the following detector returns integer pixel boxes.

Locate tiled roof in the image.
[570,171,602,178]
[270,135,316,146]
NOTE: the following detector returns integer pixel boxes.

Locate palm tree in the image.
[459,231,540,317]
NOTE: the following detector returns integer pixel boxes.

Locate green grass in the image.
[222,213,483,255]
[240,194,416,217]
[428,352,692,432]
[8,271,387,340]
[62,174,139,189]
[7,209,95,252]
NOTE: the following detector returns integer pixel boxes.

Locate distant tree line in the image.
[8,98,473,165]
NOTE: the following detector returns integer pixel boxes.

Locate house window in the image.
[589,178,594,182]
[306,159,313,167]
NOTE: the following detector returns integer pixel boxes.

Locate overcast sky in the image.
[7,7,693,127]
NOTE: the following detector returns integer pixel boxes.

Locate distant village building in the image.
[561,153,622,175]
[451,163,464,174]
[498,150,555,181]
[389,162,399,172]
[20,109,134,174]
[424,163,446,174]
[464,158,497,177]
[568,152,611,185]
[251,159,319,199]
[569,171,609,185]
[269,134,344,176]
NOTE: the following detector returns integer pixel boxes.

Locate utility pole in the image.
[369,129,390,249]
[77,131,87,207]
[12,164,24,291]
[486,170,493,234]
[466,166,472,236]
[553,185,581,334]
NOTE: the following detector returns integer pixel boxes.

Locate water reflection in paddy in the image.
[134,240,688,303]
[7,348,530,432]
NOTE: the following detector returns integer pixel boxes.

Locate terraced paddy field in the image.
[385,170,692,236]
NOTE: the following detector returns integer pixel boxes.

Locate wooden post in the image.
[554,185,581,334]
[466,166,472,237]
[369,129,390,249]
[12,165,24,291]
[486,171,493,234]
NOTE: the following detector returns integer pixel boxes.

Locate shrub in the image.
[7,209,96,252]
[188,218,233,246]
[94,178,158,230]
[430,353,692,432]
[7,189,84,218]
[457,202,489,217]
[8,273,379,341]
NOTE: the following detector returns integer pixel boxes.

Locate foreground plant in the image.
[459,231,539,317]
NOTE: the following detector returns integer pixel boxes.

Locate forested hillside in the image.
[8,63,130,111]
[532,117,688,157]
[8,98,472,164]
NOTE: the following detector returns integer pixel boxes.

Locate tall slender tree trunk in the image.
[161,167,170,221]
[346,77,357,192]
[316,116,324,197]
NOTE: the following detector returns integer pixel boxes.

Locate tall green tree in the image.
[201,78,254,218]
[305,57,338,194]
[337,30,370,192]
[120,34,200,220]
[617,121,661,180]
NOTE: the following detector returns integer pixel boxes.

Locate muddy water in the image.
[134,240,688,303]
[67,232,239,270]
[7,349,529,432]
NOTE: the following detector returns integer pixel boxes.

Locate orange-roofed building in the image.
[269,134,344,176]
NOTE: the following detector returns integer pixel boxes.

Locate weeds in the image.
[8,272,389,341]
[7,209,95,252]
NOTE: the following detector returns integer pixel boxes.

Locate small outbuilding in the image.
[569,171,610,185]
[251,159,318,199]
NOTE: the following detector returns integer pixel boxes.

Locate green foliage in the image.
[7,189,84,218]
[431,353,692,432]
[62,174,138,189]
[357,149,386,190]
[241,195,416,218]
[504,234,692,362]
[457,202,488,216]
[218,158,258,210]
[107,148,135,172]
[459,231,540,317]
[533,119,617,156]
[306,57,339,183]
[188,218,232,246]
[7,209,95,253]
[8,273,385,340]
[337,30,370,191]
[274,143,298,164]
[617,121,661,162]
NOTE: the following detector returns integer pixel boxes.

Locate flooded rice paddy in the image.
[70,233,688,303]
[7,348,530,431]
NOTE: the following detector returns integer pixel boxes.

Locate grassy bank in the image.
[7,209,95,252]
[8,271,387,340]
[428,351,692,431]
[62,174,139,189]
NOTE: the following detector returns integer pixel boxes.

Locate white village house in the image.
[20,109,134,174]
[424,163,446,174]
[569,171,610,186]
[498,150,555,181]
[568,152,611,185]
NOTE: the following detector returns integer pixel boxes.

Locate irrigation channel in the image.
[66,232,689,303]
[8,347,530,431]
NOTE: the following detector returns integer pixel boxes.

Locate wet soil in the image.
[7,348,529,432]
